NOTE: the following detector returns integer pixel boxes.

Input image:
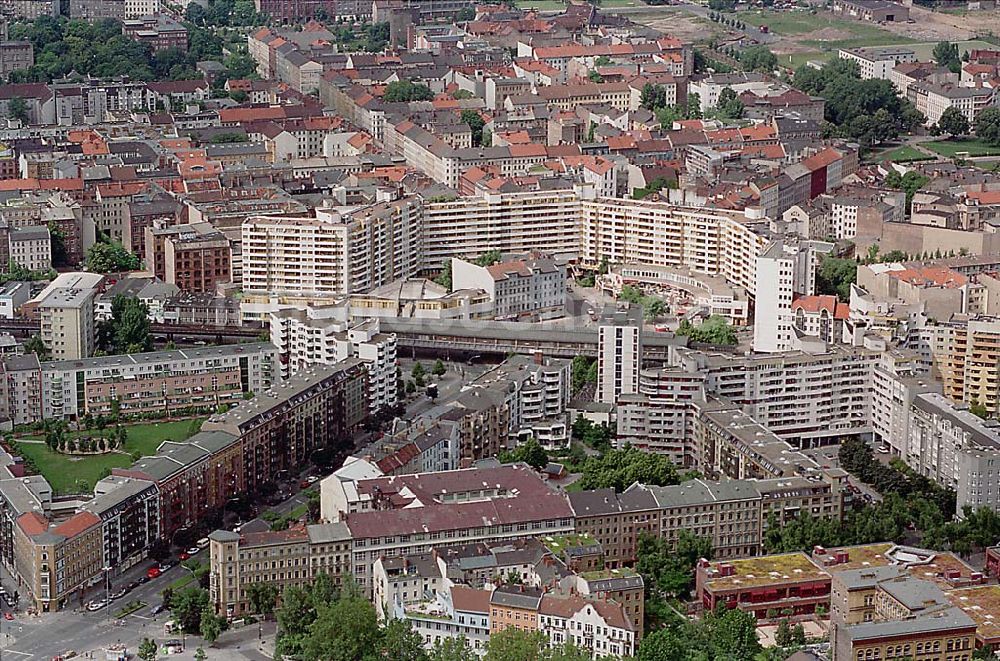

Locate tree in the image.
[200,607,226,644]
[740,46,777,73]
[461,109,485,147]
[484,628,549,661]
[48,221,67,267]
[816,256,857,301]
[377,619,428,661]
[301,594,380,661]
[675,315,737,346]
[310,572,336,608]
[571,356,597,393]
[473,249,502,266]
[98,295,152,354]
[435,259,452,289]
[481,127,492,148]
[792,623,807,646]
[430,636,478,661]
[775,619,793,646]
[246,582,278,616]
[638,626,688,660]
[933,41,962,74]
[7,97,28,124]
[715,86,744,120]
[884,170,930,212]
[640,83,667,110]
[432,359,446,376]
[411,362,426,382]
[170,587,210,633]
[24,334,49,360]
[712,607,762,659]
[576,446,679,492]
[85,241,140,273]
[938,106,970,137]
[792,58,921,149]
[194,648,206,661]
[500,438,548,470]
[975,107,1000,146]
[383,80,434,102]
[137,638,157,661]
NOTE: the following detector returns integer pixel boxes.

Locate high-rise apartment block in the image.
[596,305,643,405]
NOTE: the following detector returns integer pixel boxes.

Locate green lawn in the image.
[739,9,833,34]
[14,442,133,494]
[926,138,1000,158]
[515,0,566,9]
[875,145,935,163]
[17,419,206,494]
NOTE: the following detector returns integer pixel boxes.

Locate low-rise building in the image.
[451,254,566,321]
[838,46,917,80]
[695,552,832,619]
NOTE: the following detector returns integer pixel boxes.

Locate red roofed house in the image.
[538,593,636,658]
[792,294,850,344]
[15,510,103,612]
[453,253,567,321]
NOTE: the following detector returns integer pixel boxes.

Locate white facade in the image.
[596,306,642,405]
[451,256,566,321]
[538,596,636,659]
[242,198,422,299]
[753,240,822,353]
[9,226,50,272]
[837,47,917,80]
[270,306,397,414]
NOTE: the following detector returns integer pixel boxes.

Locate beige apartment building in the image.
[209,523,352,617]
[28,272,103,360]
[242,198,422,313]
[422,188,584,271]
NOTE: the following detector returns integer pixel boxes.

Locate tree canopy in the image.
[793,58,921,149]
[384,80,434,103]
[739,46,777,73]
[816,256,857,302]
[675,315,737,346]
[975,107,1000,146]
[97,295,152,355]
[576,446,680,492]
[937,106,970,137]
[933,41,962,74]
[85,241,140,274]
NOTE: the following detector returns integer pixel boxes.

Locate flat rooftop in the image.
[947,585,1000,644]
[704,552,829,591]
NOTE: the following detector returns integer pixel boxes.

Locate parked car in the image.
[110,588,127,601]
[178,553,189,561]
[3,612,13,621]
[86,600,107,612]
[186,547,200,556]
[146,567,161,580]
[149,604,166,616]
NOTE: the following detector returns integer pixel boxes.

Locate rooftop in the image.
[702,552,829,591]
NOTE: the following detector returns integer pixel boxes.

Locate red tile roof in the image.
[792,294,849,320]
[17,512,47,537]
[52,511,101,538]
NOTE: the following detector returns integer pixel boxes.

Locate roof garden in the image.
[705,552,829,591]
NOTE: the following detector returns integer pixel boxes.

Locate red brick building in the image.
[695,553,832,619]
[122,16,189,52]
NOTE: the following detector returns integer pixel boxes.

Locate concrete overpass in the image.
[379,318,687,360]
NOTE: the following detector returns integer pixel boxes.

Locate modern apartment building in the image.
[469,354,572,450]
[753,239,824,353]
[421,189,584,272]
[38,343,278,421]
[29,272,103,360]
[596,305,643,406]
[270,306,398,414]
[242,198,422,307]
[671,345,879,446]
